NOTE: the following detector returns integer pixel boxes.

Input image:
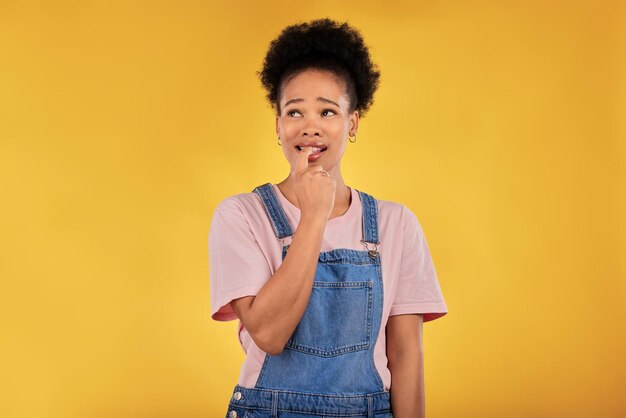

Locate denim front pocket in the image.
[284,280,373,357]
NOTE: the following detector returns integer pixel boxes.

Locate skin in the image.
[387,314,425,418]
[230,68,425,417]
[274,68,357,216]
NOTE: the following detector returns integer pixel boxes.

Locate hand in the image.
[291,147,336,222]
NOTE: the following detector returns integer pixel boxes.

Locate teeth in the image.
[298,145,326,153]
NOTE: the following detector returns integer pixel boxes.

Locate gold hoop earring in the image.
[277,136,281,146]
[349,134,357,143]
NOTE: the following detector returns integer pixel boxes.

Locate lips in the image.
[296,142,328,154]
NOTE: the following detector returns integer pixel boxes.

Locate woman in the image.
[209,18,448,418]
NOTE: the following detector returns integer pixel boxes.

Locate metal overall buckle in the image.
[281,237,292,253]
[360,239,379,259]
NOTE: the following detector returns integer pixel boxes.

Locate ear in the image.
[350,110,359,135]
[275,115,280,137]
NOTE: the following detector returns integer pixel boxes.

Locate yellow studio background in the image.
[0,1,624,417]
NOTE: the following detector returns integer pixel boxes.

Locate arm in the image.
[386,313,425,418]
[230,215,325,355]
[224,147,334,355]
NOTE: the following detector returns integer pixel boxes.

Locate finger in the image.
[294,146,313,175]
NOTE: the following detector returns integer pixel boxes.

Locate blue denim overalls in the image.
[225,183,392,418]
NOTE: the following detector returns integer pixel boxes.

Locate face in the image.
[276,69,358,174]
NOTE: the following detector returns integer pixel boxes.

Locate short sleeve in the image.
[208,199,272,321]
[389,206,448,322]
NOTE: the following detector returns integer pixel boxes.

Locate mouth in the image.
[296,144,328,154]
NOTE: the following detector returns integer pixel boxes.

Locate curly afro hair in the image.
[257,18,381,118]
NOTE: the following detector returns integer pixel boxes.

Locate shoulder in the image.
[370,193,419,232]
[213,191,263,217]
[209,191,267,236]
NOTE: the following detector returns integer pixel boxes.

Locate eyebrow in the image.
[283,97,340,108]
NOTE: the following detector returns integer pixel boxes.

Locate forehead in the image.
[280,69,348,105]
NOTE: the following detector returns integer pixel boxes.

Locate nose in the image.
[301,122,321,137]
[299,111,323,137]
[302,131,321,138]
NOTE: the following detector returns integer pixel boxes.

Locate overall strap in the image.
[357,190,380,245]
[251,183,294,239]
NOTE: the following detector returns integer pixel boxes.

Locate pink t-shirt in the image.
[209,184,448,390]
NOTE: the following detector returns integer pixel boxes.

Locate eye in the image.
[322,109,336,117]
[286,110,302,117]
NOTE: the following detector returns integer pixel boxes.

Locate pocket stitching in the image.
[284,280,373,357]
